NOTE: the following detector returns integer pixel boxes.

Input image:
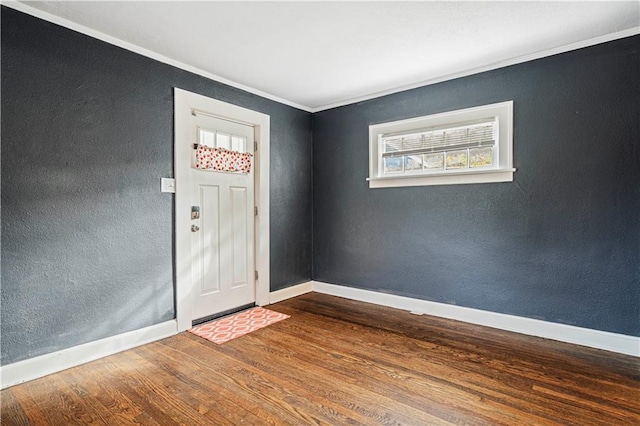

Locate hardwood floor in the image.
[2,292,639,425]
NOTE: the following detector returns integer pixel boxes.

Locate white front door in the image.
[189,114,255,321]
[174,88,270,332]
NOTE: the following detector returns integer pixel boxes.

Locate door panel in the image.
[199,185,220,294]
[230,186,248,287]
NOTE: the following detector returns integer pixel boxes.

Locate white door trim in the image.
[174,88,270,332]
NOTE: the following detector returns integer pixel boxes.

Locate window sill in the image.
[367,168,516,188]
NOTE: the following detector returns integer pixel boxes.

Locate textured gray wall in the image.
[313,36,640,336]
[1,7,312,365]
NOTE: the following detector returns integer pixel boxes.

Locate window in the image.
[368,101,514,188]
[198,128,247,153]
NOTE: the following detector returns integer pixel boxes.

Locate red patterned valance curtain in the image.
[194,145,253,173]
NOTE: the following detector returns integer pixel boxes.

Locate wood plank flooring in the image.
[2,292,639,425]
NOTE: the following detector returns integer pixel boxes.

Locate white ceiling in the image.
[11,1,640,111]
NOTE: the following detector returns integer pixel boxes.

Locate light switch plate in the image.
[161,178,176,193]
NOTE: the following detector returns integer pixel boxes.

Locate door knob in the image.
[191,225,200,232]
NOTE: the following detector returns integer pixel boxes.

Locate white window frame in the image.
[368,101,515,188]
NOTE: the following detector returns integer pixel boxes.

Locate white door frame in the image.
[174,88,270,332]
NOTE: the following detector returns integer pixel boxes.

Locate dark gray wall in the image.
[2,7,638,368]
[1,7,312,365]
[313,36,640,337]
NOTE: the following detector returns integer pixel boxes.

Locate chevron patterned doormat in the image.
[188,307,290,344]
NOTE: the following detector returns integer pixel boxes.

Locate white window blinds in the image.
[380,118,497,174]
[382,119,496,157]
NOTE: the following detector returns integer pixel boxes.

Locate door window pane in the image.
[216,133,230,149]
[199,129,216,147]
[231,136,246,153]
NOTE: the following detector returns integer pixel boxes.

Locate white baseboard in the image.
[1,320,177,389]
[312,281,640,357]
[2,280,312,389]
[269,281,313,304]
[3,280,636,389]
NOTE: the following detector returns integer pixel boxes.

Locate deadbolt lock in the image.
[191,206,200,220]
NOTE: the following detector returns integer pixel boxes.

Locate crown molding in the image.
[310,26,640,112]
[1,0,312,112]
[3,2,638,116]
